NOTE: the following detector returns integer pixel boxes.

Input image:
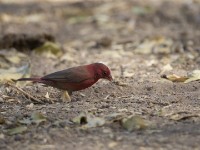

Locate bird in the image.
[16,63,113,101]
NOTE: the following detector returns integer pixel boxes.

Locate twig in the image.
[6,82,43,104]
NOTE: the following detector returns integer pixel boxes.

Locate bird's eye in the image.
[103,71,107,76]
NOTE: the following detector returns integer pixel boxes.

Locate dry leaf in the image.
[0,13,45,23]
[134,40,154,54]
[0,116,6,124]
[108,142,118,148]
[123,71,135,78]
[71,113,87,125]
[34,42,62,58]
[0,50,27,65]
[105,113,124,122]
[170,113,199,121]
[18,118,32,125]
[83,116,105,128]
[60,53,75,62]
[19,112,46,125]
[122,115,148,132]
[0,134,5,139]
[160,64,173,74]
[31,112,46,124]
[184,70,200,83]
[26,103,34,110]
[72,113,105,128]
[161,74,188,82]
[0,64,30,82]
[6,126,27,135]
[161,70,200,83]
[101,51,122,59]
[113,80,128,87]
[134,36,173,54]
[6,56,21,64]
[45,92,50,99]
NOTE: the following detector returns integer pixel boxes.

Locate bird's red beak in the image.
[106,75,113,81]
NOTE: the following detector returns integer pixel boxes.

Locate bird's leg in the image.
[61,91,71,102]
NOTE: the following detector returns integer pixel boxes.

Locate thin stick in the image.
[6,82,43,104]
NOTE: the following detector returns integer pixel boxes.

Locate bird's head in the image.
[93,63,113,81]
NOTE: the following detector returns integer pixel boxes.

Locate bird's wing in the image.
[41,66,92,83]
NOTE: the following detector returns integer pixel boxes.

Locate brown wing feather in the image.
[41,66,91,83]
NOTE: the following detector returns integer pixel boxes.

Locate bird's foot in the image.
[61,91,71,102]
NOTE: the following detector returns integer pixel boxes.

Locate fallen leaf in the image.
[24,14,45,23]
[83,116,105,128]
[132,6,153,15]
[0,60,10,68]
[134,40,154,54]
[0,116,5,124]
[26,103,34,110]
[31,112,46,124]
[161,74,188,82]
[122,115,148,132]
[72,113,105,128]
[184,70,200,83]
[45,92,50,99]
[6,55,21,64]
[101,50,122,59]
[6,126,27,135]
[0,49,30,84]
[108,142,118,148]
[105,113,124,122]
[0,63,30,82]
[161,70,200,83]
[170,113,199,121]
[18,112,46,125]
[34,42,62,58]
[113,80,128,87]
[123,71,135,78]
[60,53,75,62]
[160,64,173,74]
[18,118,32,125]
[0,50,27,65]
[71,113,87,125]
[134,36,173,54]
[0,133,4,139]
[52,119,72,128]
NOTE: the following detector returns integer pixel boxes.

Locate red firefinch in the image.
[16,63,112,101]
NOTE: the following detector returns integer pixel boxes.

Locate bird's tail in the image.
[15,77,41,82]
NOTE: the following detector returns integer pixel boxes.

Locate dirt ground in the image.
[0,0,200,150]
